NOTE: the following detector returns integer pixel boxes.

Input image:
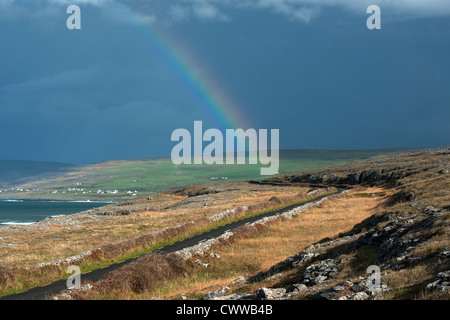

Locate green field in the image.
[0,149,415,201]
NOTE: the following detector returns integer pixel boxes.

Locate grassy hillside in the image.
[0,149,415,200]
[0,160,72,187]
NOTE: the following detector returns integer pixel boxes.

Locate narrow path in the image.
[0,189,342,300]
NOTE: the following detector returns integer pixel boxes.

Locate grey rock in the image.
[292,250,318,268]
[299,259,339,287]
[256,288,287,300]
[309,277,387,301]
[332,285,346,292]
[426,271,450,294]
[310,291,338,300]
[203,287,230,300]
[338,291,369,300]
[293,284,308,292]
[231,276,247,285]
[438,251,450,261]
[194,259,209,269]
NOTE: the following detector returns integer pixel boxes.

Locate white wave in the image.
[0,221,35,225]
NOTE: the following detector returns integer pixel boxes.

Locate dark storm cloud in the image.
[0,1,448,163]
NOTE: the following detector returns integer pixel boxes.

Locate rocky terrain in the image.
[0,181,316,282]
[54,147,448,301]
[199,147,449,300]
[1,147,448,300]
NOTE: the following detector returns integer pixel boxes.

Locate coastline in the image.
[0,198,115,203]
[0,199,113,226]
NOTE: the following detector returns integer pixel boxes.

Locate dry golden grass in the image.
[67,151,449,300]
[1,184,322,295]
[413,232,450,260]
[0,184,311,270]
[69,254,192,300]
[123,187,390,300]
[380,264,443,300]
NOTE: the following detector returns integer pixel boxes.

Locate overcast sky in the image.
[0,0,449,164]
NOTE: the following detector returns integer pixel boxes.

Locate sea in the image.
[0,199,110,225]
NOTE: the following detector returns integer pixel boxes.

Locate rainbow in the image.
[109,2,251,131]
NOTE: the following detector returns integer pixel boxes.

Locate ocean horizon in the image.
[0,199,110,225]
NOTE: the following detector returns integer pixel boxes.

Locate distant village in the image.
[0,183,139,197]
[0,177,229,197]
[52,187,139,197]
[0,187,38,193]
